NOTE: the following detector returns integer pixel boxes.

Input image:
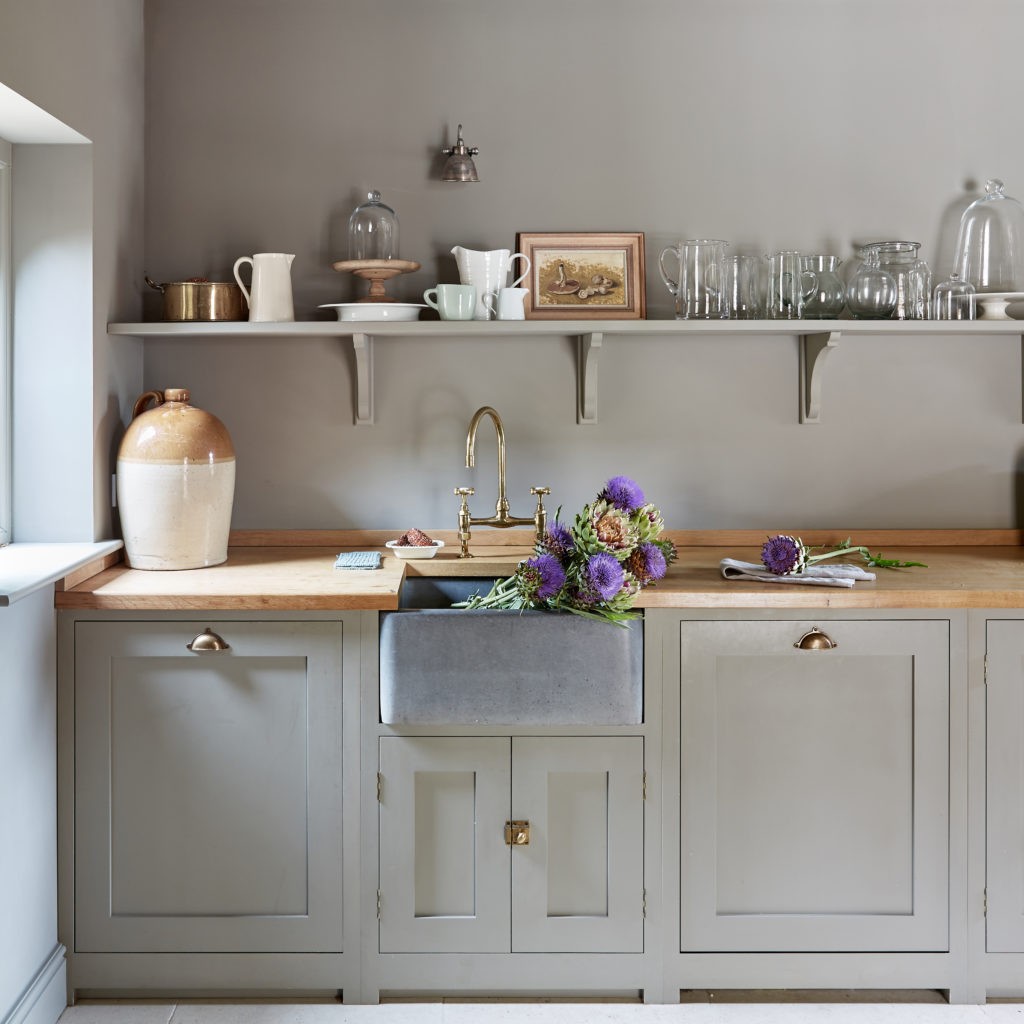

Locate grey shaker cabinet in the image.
[72,619,346,954]
[984,619,1024,953]
[377,735,645,955]
[677,617,950,953]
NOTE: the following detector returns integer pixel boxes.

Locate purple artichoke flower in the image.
[540,520,575,561]
[761,534,806,575]
[517,553,566,602]
[629,541,667,584]
[598,475,645,514]
[579,551,626,603]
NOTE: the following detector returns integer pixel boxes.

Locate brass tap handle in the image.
[454,487,475,559]
[530,486,550,544]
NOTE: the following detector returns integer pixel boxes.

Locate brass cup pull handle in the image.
[793,626,838,650]
[504,820,530,845]
[186,628,231,653]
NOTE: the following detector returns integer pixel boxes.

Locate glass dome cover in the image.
[348,189,399,261]
[954,178,1024,293]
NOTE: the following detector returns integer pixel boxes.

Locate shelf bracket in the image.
[577,332,603,425]
[799,330,841,424]
[351,333,374,426]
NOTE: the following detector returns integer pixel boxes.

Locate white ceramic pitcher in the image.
[451,246,530,321]
[233,252,295,322]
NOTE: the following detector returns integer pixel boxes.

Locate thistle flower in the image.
[599,475,645,513]
[516,554,566,602]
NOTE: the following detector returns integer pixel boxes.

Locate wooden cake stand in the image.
[332,258,421,302]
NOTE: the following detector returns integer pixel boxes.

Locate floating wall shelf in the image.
[107,319,1024,427]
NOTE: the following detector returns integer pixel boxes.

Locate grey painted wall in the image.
[143,0,1024,531]
[0,3,145,1022]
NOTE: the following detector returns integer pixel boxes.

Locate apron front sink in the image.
[379,577,643,726]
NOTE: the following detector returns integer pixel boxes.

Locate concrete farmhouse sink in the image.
[378,577,643,726]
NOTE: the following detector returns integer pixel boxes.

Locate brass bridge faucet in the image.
[454,406,549,559]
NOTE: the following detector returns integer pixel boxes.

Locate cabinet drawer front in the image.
[74,620,344,954]
[679,618,949,953]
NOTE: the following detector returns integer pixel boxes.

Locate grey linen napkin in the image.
[720,557,876,588]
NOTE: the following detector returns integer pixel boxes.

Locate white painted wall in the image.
[142,0,1024,531]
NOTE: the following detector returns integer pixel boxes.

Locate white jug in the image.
[233,252,295,322]
[451,246,530,321]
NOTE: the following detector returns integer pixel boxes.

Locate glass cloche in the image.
[348,189,399,261]
[954,178,1024,293]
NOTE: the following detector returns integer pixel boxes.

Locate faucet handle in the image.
[530,486,551,498]
[530,487,550,545]
[454,486,475,499]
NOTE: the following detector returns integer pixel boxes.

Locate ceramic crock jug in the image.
[116,389,236,570]
[233,252,295,322]
[451,246,530,321]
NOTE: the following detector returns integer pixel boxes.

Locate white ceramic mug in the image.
[423,283,476,320]
[233,252,295,322]
[485,286,529,321]
[451,246,531,320]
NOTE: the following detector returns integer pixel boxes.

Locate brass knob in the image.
[793,627,838,650]
[530,486,551,497]
[504,820,530,845]
[186,628,231,652]
[454,486,475,498]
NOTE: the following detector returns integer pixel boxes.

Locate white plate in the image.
[385,539,445,560]
[976,292,1024,320]
[319,302,426,322]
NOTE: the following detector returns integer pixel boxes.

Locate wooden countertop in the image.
[52,529,1024,611]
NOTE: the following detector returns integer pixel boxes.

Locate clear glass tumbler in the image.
[721,254,763,319]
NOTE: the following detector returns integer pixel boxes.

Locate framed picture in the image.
[516,232,646,320]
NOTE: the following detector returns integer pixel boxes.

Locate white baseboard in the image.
[2,945,67,1024]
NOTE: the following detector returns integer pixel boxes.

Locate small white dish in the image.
[319,302,426,322]
[976,292,1024,320]
[385,539,445,560]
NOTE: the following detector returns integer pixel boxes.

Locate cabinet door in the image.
[512,736,644,953]
[74,619,344,953]
[679,618,949,953]
[378,736,511,953]
[986,619,1024,952]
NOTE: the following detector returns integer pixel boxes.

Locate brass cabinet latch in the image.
[504,820,530,845]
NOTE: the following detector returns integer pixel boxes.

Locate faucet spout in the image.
[465,405,509,518]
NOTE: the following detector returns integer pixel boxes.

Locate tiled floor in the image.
[57,997,1024,1024]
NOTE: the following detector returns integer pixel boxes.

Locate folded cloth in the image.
[720,557,876,588]
[335,551,382,570]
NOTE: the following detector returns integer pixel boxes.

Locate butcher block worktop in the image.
[52,528,1024,611]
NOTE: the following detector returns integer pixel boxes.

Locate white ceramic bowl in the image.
[385,539,445,560]
[319,302,426,322]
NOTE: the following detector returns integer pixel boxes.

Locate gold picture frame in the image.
[516,231,646,320]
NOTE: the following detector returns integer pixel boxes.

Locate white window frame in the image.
[0,137,10,546]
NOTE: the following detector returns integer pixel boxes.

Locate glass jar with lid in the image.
[348,189,399,261]
[954,178,1024,293]
[933,272,976,320]
[875,240,931,320]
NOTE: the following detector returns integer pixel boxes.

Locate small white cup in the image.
[423,283,476,320]
[485,286,529,321]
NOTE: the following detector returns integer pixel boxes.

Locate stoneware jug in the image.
[233,252,295,322]
[451,245,530,320]
[116,388,236,570]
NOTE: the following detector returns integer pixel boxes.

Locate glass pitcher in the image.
[801,255,846,318]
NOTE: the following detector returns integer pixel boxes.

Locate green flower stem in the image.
[805,545,927,571]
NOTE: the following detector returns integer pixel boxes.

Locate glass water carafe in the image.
[846,246,897,319]
[801,255,846,318]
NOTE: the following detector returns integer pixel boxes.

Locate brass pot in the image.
[145,276,246,322]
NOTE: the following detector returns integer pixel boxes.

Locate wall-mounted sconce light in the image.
[441,124,479,182]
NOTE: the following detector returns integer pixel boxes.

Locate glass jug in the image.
[801,255,846,318]
[658,239,728,319]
